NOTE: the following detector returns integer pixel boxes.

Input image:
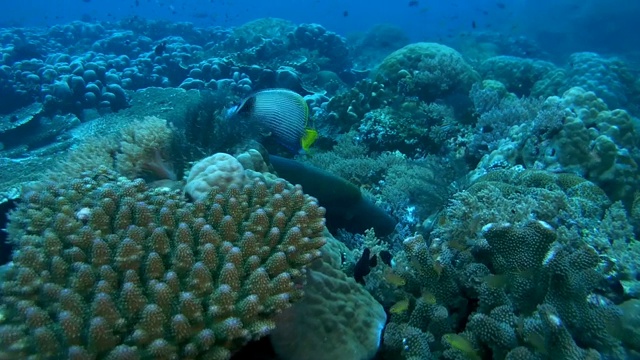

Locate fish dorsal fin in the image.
[235,95,256,116]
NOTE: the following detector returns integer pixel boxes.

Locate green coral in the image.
[0,166,326,359]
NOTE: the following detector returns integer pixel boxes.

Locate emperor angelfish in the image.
[228,89,318,153]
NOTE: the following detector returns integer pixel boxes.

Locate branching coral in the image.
[0,162,326,359]
[378,168,629,359]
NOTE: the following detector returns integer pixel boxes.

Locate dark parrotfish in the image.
[268,155,397,236]
[379,250,393,266]
[354,248,379,285]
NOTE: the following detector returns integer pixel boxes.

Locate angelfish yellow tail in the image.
[301,128,318,152]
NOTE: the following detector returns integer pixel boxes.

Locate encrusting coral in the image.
[270,230,387,360]
[0,150,327,359]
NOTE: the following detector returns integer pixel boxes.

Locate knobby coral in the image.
[0,163,326,359]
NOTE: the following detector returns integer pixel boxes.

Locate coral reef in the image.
[377,168,632,359]
[0,161,326,358]
[1,12,640,360]
[270,231,386,360]
[472,85,639,205]
[375,42,479,102]
[478,56,556,96]
[532,52,640,111]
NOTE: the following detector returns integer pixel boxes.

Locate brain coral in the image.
[0,165,326,359]
[375,42,479,102]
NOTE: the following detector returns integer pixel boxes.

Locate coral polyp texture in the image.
[0,166,326,359]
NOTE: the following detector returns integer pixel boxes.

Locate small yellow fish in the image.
[433,260,444,277]
[483,274,508,288]
[384,270,406,286]
[390,299,410,314]
[442,333,481,360]
[524,331,548,355]
[448,238,469,251]
[420,290,437,305]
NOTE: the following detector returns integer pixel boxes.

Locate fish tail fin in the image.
[301,128,318,152]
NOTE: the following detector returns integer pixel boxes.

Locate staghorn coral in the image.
[0,163,326,359]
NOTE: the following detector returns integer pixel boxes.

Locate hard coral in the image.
[376,167,630,359]
[0,166,326,359]
[50,115,177,182]
[116,116,176,181]
[184,153,247,201]
[376,42,479,102]
[479,56,556,96]
[325,78,388,131]
[270,232,386,360]
[547,87,639,203]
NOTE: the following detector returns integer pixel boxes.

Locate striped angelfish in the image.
[227,88,318,153]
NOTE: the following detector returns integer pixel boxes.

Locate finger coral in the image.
[0,165,326,359]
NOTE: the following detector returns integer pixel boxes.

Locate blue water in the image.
[3,0,640,58]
